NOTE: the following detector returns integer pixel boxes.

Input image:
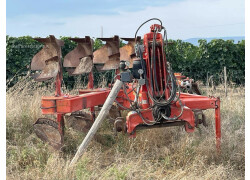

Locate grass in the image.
[6,77,245,179]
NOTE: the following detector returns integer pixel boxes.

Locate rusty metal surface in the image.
[93,63,105,71]
[65,112,93,133]
[63,37,93,75]
[31,35,63,70]
[93,36,120,71]
[64,44,86,67]
[109,105,121,120]
[71,57,93,75]
[191,82,202,95]
[193,110,207,127]
[34,57,60,81]
[31,35,64,81]
[33,118,63,150]
[120,37,141,68]
[102,57,120,70]
[114,117,126,135]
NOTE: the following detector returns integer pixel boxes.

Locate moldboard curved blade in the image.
[93,63,105,71]
[93,36,120,71]
[120,37,141,68]
[65,112,93,133]
[33,118,63,150]
[102,53,120,70]
[31,35,64,81]
[34,56,60,81]
[72,57,93,75]
[63,37,93,75]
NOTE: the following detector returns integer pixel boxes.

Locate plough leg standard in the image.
[31,18,221,162]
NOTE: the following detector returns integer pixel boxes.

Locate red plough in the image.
[30,18,221,163]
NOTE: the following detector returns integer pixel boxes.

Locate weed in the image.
[6,78,245,179]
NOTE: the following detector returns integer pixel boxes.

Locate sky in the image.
[6,0,245,39]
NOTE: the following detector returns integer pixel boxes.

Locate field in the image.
[6,77,245,180]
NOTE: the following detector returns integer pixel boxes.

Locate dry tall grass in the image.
[6,77,245,180]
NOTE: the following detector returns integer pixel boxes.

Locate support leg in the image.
[87,71,95,120]
[215,98,221,152]
[57,113,65,135]
[90,107,95,121]
[55,73,62,96]
[87,71,94,89]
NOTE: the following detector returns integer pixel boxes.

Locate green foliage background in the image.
[6,36,245,88]
[167,39,245,85]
